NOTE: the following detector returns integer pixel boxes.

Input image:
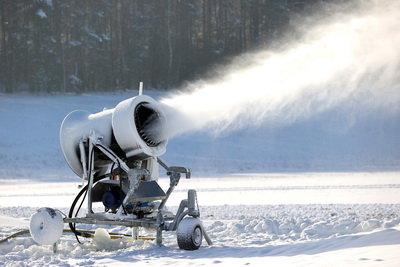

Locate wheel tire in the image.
[29,208,64,245]
[177,217,203,250]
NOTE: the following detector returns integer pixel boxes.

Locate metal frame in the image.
[63,131,212,246]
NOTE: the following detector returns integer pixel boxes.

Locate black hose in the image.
[69,146,96,243]
[68,171,111,243]
[68,184,90,243]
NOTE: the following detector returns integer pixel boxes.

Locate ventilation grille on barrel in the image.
[134,103,163,147]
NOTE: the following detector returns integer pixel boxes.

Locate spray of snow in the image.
[159,0,400,138]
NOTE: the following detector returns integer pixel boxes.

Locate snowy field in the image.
[1,173,400,266]
[0,92,399,266]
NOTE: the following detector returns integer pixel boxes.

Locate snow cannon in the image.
[29,85,212,252]
[60,94,167,180]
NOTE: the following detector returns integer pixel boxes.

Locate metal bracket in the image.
[157,158,191,211]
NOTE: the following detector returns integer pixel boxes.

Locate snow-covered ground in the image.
[0,92,399,266]
[1,173,400,266]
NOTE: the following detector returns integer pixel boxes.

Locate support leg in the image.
[132,227,138,241]
[156,212,163,246]
[156,227,162,246]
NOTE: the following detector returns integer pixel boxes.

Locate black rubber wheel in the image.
[176,217,203,250]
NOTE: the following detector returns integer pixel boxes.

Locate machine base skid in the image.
[64,215,172,229]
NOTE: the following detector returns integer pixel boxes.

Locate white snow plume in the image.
[160,0,400,138]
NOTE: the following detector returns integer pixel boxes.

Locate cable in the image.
[69,145,95,243]
[68,184,90,242]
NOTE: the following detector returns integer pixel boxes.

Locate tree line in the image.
[0,0,345,94]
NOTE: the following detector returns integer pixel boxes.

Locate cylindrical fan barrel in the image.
[60,95,168,178]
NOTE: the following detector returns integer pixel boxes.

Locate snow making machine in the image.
[29,86,211,251]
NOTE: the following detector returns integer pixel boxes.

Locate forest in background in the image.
[1,0,349,93]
